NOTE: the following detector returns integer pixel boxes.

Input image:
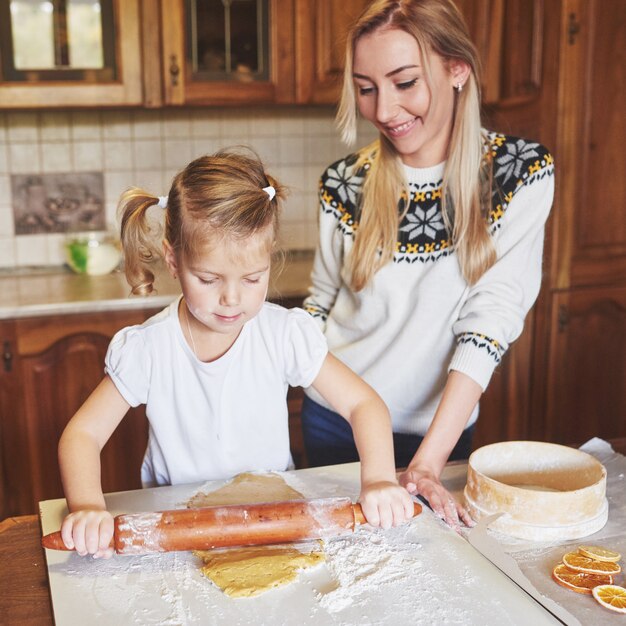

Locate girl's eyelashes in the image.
[358,85,376,96]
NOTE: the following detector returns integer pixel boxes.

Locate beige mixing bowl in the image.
[464,441,608,541]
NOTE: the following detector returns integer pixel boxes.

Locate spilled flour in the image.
[320,525,424,613]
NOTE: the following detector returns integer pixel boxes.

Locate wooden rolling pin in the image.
[42,497,421,555]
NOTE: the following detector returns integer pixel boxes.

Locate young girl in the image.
[58,149,414,559]
[302,0,555,528]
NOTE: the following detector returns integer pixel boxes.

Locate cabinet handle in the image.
[558,305,569,332]
[169,54,180,87]
[567,12,580,45]
[2,340,12,372]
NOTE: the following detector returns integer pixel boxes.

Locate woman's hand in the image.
[60,509,115,559]
[358,480,416,529]
[399,466,474,531]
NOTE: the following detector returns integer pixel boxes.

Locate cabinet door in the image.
[551,0,626,290]
[0,0,143,108]
[161,0,295,105]
[294,0,370,104]
[0,310,155,516]
[543,287,626,445]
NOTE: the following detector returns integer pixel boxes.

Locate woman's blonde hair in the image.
[337,0,495,290]
[118,148,285,295]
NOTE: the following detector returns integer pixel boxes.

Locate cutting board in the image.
[40,462,562,626]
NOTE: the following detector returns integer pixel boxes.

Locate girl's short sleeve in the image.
[104,326,151,407]
[283,307,329,388]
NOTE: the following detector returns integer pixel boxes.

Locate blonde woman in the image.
[58,148,413,558]
[302,0,555,528]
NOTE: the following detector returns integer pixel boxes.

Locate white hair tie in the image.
[157,196,168,209]
[262,185,276,201]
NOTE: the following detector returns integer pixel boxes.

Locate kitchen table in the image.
[2,438,625,626]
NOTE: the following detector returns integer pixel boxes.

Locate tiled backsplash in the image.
[0,108,376,269]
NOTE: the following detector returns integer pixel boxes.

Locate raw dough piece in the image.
[189,472,325,597]
[196,545,324,598]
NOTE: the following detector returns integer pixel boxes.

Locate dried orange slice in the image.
[592,584,626,613]
[578,545,621,563]
[562,551,621,575]
[552,563,613,594]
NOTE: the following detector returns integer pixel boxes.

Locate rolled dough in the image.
[189,472,325,597]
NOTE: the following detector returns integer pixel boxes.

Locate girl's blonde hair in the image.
[118,148,285,295]
[337,0,495,290]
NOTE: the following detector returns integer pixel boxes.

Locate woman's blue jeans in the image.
[300,394,475,469]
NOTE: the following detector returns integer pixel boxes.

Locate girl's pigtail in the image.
[118,188,164,296]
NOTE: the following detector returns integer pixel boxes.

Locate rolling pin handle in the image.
[41,530,72,551]
[351,501,422,526]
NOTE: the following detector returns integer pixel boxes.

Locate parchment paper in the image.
[451,438,626,626]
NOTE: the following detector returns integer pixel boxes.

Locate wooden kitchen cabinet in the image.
[0,308,158,518]
[541,286,626,445]
[159,0,296,106]
[0,0,143,109]
[160,0,369,106]
[530,0,626,445]
[294,0,370,104]
[0,0,371,108]
[473,0,626,450]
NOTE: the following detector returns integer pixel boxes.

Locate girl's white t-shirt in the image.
[105,297,328,487]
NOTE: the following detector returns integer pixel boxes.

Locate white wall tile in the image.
[132,170,165,196]
[0,175,10,206]
[8,143,40,173]
[304,109,336,136]
[46,233,67,265]
[70,111,102,141]
[104,140,133,171]
[305,135,335,166]
[164,139,193,170]
[279,137,306,166]
[248,110,280,137]
[163,111,192,138]
[278,165,306,193]
[0,205,14,237]
[3,107,324,267]
[278,112,305,136]
[101,111,132,140]
[190,111,221,138]
[41,142,72,173]
[0,113,7,144]
[254,137,280,169]
[40,112,71,141]
[6,112,39,142]
[0,142,7,174]
[15,234,50,266]
[133,139,163,171]
[104,171,136,206]
[72,141,103,171]
[0,236,16,267]
[219,110,250,138]
[191,138,220,159]
[132,110,163,139]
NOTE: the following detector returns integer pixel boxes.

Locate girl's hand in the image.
[399,466,474,531]
[60,509,115,559]
[358,480,416,529]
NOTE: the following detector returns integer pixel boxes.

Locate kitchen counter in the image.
[0,250,314,319]
[2,438,624,626]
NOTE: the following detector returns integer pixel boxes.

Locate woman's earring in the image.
[455,82,463,93]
